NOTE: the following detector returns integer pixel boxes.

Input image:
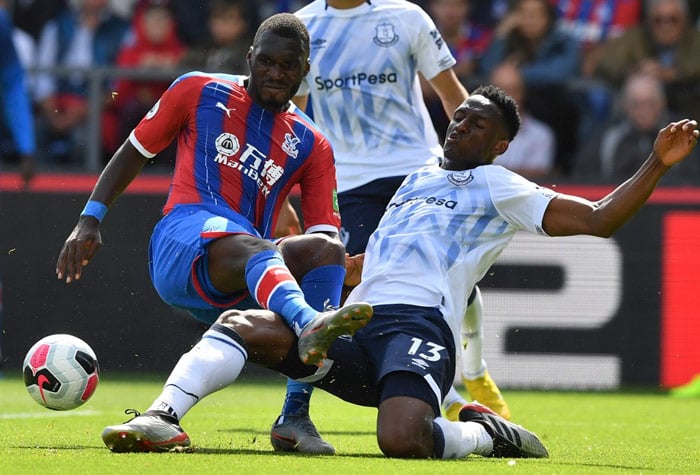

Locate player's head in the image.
[246,13,311,111]
[442,85,521,168]
[472,85,521,141]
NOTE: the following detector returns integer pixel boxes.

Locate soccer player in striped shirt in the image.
[56,13,372,453]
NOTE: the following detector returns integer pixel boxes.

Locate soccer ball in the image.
[22,334,100,411]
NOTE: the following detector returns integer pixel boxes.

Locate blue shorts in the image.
[276,304,456,414]
[149,204,261,324]
[338,176,406,255]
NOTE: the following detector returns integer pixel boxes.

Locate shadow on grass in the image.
[190,447,384,458]
[15,445,105,450]
[546,461,651,471]
[14,444,382,457]
[216,427,375,437]
[12,444,652,468]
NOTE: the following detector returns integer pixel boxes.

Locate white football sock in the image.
[433,416,493,458]
[462,286,487,379]
[442,385,467,410]
[148,327,247,420]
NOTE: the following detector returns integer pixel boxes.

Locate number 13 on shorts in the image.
[408,337,445,362]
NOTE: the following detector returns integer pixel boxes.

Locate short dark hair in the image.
[253,13,310,58]
[472,84,521,141]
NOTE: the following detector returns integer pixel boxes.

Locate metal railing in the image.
[33,66,615,175]
[32,66,190,172]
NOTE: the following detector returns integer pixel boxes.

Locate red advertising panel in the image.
[661,212,700,387]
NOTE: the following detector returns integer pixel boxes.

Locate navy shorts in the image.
[338,176,406,255]
[275,304,456,414]
[149,204,261,324]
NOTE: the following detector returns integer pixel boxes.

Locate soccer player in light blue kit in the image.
[112,86,697,459]
[271,0,506,454]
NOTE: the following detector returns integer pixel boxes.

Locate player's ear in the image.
[493,139,509,156]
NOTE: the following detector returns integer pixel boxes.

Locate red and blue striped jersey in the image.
[554,0,641,47]
[129,72,340,238]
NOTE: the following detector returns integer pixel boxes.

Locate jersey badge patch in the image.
[215,132,240,158]
[447,170,474,186]
[373,22,399,47]
[282,133,301,158]
[145,100,160,120]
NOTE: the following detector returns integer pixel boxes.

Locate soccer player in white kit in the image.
[271,0,507,454]
[103,86,696,458]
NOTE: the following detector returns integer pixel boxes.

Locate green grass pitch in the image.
[1,370,699,474]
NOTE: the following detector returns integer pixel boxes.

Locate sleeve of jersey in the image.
[299,137,341,234]
[410,7,457,81]
[487,167,558,236]
[128,75,197,158]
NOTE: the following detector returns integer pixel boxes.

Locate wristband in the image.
[80,200,108,223]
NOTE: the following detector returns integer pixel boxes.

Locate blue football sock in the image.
[299,264,345,310]
[281,264,346,416]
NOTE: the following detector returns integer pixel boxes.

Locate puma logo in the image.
[216,101,236,118]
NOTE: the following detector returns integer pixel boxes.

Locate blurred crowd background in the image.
[1,0,700,184]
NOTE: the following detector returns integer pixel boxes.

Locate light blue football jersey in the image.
[295,0,457,192]
[347,164,557,349]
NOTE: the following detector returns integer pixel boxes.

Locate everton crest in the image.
[373,22,399,47]
[447,170,474,186]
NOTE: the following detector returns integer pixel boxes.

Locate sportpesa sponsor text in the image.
[388,196,457,210]
[314,72,397,91]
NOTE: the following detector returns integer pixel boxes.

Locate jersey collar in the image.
[325,1,372,10]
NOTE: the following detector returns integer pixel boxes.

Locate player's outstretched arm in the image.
[56,140,148,283]
[542,120,699,238]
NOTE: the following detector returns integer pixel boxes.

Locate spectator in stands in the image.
[167,0,210,45]
[423,0,492,140]
[108,0,185,157]
[33,0,130,165]
[479,0,581,175]
[0,0,36,185]
[179,0,251,75]
[574,72,698,183]
[11,0,69,42]
[256,1,310,19]
[554,0,641,77]
[427,0,492,82]
[168,0,260,46]
[489,62,555,179]
[467,0,509,29]
[551,0,642,145]
[595,0,700,125]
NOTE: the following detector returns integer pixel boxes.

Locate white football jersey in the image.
[295,0,456,192]
[347,164,558,350]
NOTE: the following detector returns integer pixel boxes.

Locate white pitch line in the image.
[0,409,101,419]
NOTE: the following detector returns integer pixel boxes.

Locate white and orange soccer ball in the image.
[22,334,99,410]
